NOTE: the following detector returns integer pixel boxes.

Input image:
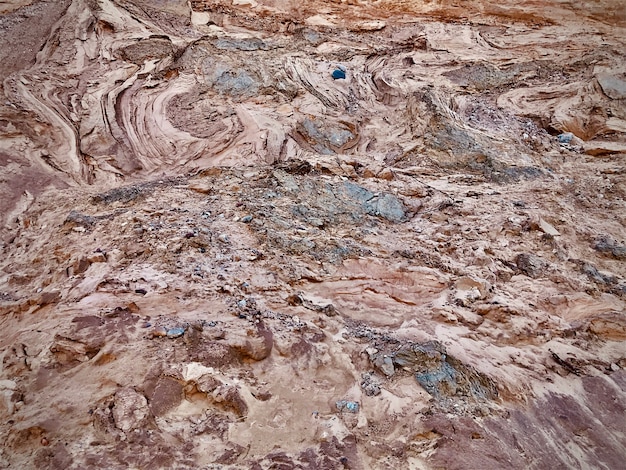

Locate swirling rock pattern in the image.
[1,0,626,468]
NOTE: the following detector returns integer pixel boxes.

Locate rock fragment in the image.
[515,253,548,278]
[331,69,346,80]
[538,218,560,237]
[149,377,183,417]
[112,388,149,432]
[593,235,626,260]
[583,141,626,156]
[596,74,626,100]
[391,341,497,401]
[336,400,359,413]
[557,132,574,144]
[166,327,186,338]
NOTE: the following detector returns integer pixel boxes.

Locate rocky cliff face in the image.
[1,1,625,468]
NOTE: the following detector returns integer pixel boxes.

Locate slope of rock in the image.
[1,0,625,468]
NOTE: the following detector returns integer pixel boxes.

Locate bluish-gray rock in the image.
[365,193,406,223]
[596,74,626,100]
[297,117,356,154]
[336,400,359,413]
[392,341,497,401]
[166,327,186,339]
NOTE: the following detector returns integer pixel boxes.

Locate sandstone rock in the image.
[38,291,60,306]
[583,141,626,156]
[352,20,386,31]
[596,74,626,100]
[587,312,626,340]
[149,377,183,417]
[49,336,101,367]
[229,323,273,361]
[112,388,149,433]
[0,380,19,417]
[182,362,215,382]
[70,257,91,275]
[188,180,213,194]
[87,252,107,263]
[453,276,490,305]
[2,0,626,468]
[33,443,73,470]
[538,218,560,237]
[288,292,336,316]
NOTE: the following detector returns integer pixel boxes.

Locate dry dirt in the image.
[1,0,625,468]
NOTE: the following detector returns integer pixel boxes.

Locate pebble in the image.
[331,69,346,80]
[557,132,574,144]
[166,327,186,339]
[240,215,253,223]
[538,218,560,237]
[151,327,167,338]
[336,400,359,413]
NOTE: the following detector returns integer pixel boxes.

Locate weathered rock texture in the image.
[1,0,625,468]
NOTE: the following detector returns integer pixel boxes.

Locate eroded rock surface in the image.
[1,0,625,468]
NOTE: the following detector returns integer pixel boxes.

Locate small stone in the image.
[557,132,574,144]
[151,327,167,338]
[336,400,359,413]
[188,180,213,194]
[362,168,376,178]
[353,20,386,31]
[87,252,107,263]
[331,69,346,80]
[373,354,395,377]
[39,291,61,306]
[610,363,620,372]
[0,380,17,391]
[380,356,395,376]
[240,215,253,223]
[596,74,626,100]
[515,253,547,278]
[378,168,395,181]
[166,327,186,339]
[113,387,149,432]
[593,235,626,260]
[538,218,560,237]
